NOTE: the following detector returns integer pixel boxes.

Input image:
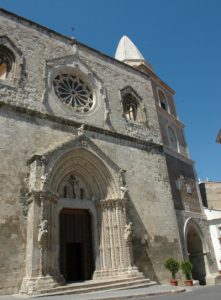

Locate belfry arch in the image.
[21,135,142,293]
[184,218,208,285]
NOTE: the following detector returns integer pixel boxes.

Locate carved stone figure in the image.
[120,185,128,199]
[78,124,85,136]
[38,220,48,243]
[124,222,133,243]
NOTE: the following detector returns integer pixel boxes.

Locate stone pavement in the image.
[0,285,186,300]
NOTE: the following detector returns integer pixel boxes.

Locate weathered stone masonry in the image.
[0,8,219,295]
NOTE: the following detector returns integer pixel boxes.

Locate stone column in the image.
[93,198,142,279]
[20,191,63,294]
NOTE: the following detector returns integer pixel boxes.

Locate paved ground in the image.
[140,284,221,300]
[0,284,221,300]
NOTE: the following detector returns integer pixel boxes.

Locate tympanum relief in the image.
[58,174,88,200]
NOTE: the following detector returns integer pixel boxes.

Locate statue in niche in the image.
[38,220,48,243]
[124,222,133,243]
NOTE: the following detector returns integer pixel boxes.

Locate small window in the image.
[175,179,181,190]
[168,126,178,151]
[120,87,145,124]
[158,89,168,112]
[122,94,138,121]
[0,45,15,81]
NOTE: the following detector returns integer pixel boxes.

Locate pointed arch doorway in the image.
[59,208,94,282]
[185,218,207,285]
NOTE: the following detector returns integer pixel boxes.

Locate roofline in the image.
[0,7,75,44]
[0,7,175,92]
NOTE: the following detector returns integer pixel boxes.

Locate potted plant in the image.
[164,258,180,286]
[181,261,193,286]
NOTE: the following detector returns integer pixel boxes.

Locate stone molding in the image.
[0,100,163,151]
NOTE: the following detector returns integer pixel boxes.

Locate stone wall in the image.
[165,153,202,212]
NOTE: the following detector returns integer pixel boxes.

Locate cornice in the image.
[164,146,194,165]
[0,100,163,152]
[157,107,185,129]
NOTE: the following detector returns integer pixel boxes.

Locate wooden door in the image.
[60,209,94,282]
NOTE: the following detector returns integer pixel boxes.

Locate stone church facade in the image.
[0,8,219,295]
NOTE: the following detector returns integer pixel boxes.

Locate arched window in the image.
[122,94,139,121]
[168,126,179,151]
[0,45,15,80]
[158,89,168,112]
[120,86,145,124]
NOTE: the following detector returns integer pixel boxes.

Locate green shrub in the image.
[164,258,180,280]
[180,261,193,280]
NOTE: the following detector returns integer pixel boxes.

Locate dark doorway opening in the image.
[60,209,94,282]
[187,226,206,285]
[66,243,82,281]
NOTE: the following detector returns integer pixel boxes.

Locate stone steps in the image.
[33,277,156,297]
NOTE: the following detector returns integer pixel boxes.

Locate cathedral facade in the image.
[0,8,219,295]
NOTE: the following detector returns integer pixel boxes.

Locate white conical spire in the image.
[115,35,153,71]
[115,35,145,61]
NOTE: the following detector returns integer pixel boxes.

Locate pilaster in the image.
[93,198,142,279]
[20,191,64,294]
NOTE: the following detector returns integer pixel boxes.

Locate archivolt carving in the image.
[49,149,117,199]
[27,135,126,200]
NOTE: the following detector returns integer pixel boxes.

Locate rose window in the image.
[53,74,94,112]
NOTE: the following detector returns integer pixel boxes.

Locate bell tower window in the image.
[158,89,169,112]
[168,126,179,151]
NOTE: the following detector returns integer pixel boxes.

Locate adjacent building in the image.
[200,181,221,272]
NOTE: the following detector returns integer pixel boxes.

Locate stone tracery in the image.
[53,74,94,112]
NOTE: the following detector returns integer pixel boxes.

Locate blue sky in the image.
[0,0,220,181]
